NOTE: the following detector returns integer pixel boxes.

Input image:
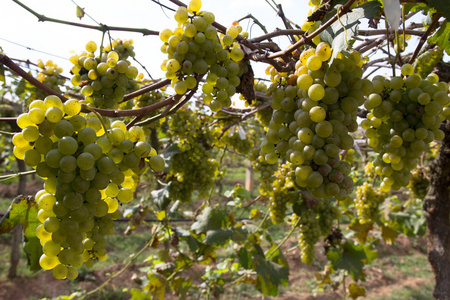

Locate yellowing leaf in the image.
[76,6,85,20]
[348,283,366,299]
[381,225,399,245]
[0,195,42,272]
[156,211,166,221]
[349,219,373,244]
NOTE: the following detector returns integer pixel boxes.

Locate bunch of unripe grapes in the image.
[299,0,324,45]
[414,47,444,80]
[164,109,220,202]
[166,109,219,151]
[268,162,298,224]
[159,0,246,111]
[252,80,273,129]
[354,182,388,224]
[103,38,136,60]
[407,167,430,200]
[70,40,140,109]
[361,65,449,192]
[261,42,366,201]
[12,95,164,279]
[221,125,254,155]
[167,143,219,203]
[133,86,164,109]
[248,147,278,196]
[294,198,339,265]
[36,60,66,99]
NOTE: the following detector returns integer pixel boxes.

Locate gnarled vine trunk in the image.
[424,120,450,300]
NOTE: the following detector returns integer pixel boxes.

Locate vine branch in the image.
[409,13,442,64]
[0,53,68,102]
[12,0,159,36]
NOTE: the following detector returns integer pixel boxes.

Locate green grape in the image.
[308,84,325,101]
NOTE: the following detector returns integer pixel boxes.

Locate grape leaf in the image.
[191,207,229,234]
[381,225,399,245]
[151,183,171,210]
[0,195,42,272]
[348,219,373,244]
[238,247,253,269]
[348,283,366,299]
[161,144,181,172]
[319,1,382,61]
[327,241,367,281]
[428,20,450,55]
[0,63,5,83]
[204,228,233,245]
[254,253,289,296]
[428,0,450,19]
[76,6,85,20]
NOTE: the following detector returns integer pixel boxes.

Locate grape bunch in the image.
[248,147,278,196]
[252,80,273,129]
[165,109,220,202]
[294,197,339,264]
[414,46,444,80]
[261,42,367,201]
[361,65,449,192]
[12,95,164,279]
[69,40,140,109]
[299,0,323,46]
[354,182,388,224]
[407,167,430,200]
[267,162,299,224]
[219,124,254,155]
[36,60,66,99]
[167,143,219,203]
[160,0,247,111]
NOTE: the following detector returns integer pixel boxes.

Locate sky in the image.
[0,0,300,81]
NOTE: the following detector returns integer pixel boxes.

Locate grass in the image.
[369,281,434,300]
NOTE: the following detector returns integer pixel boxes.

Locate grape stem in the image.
[408,13,442,64]
[0,170,36,183]
[237,14,270,35]
[12,0,159,36]
[266,216,302,260]
[276,4,296,44]
[219,102,271,139]
[0,53,67,102]
[266,0,358,60]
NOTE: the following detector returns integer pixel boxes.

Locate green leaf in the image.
[161,144,181,172]
[234,185,251,200]
[204,229,233,245]
[319,1,382,60]
[191,207,229,234]
[152,183,171,210]
[428,20,450,55]
[0,195,42,272]
[266,244,289,269]
[0,63,5,83]
[254,253,289,296]
[428,0,450,19]
[327,241,367,281]
[238,247,253,269]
